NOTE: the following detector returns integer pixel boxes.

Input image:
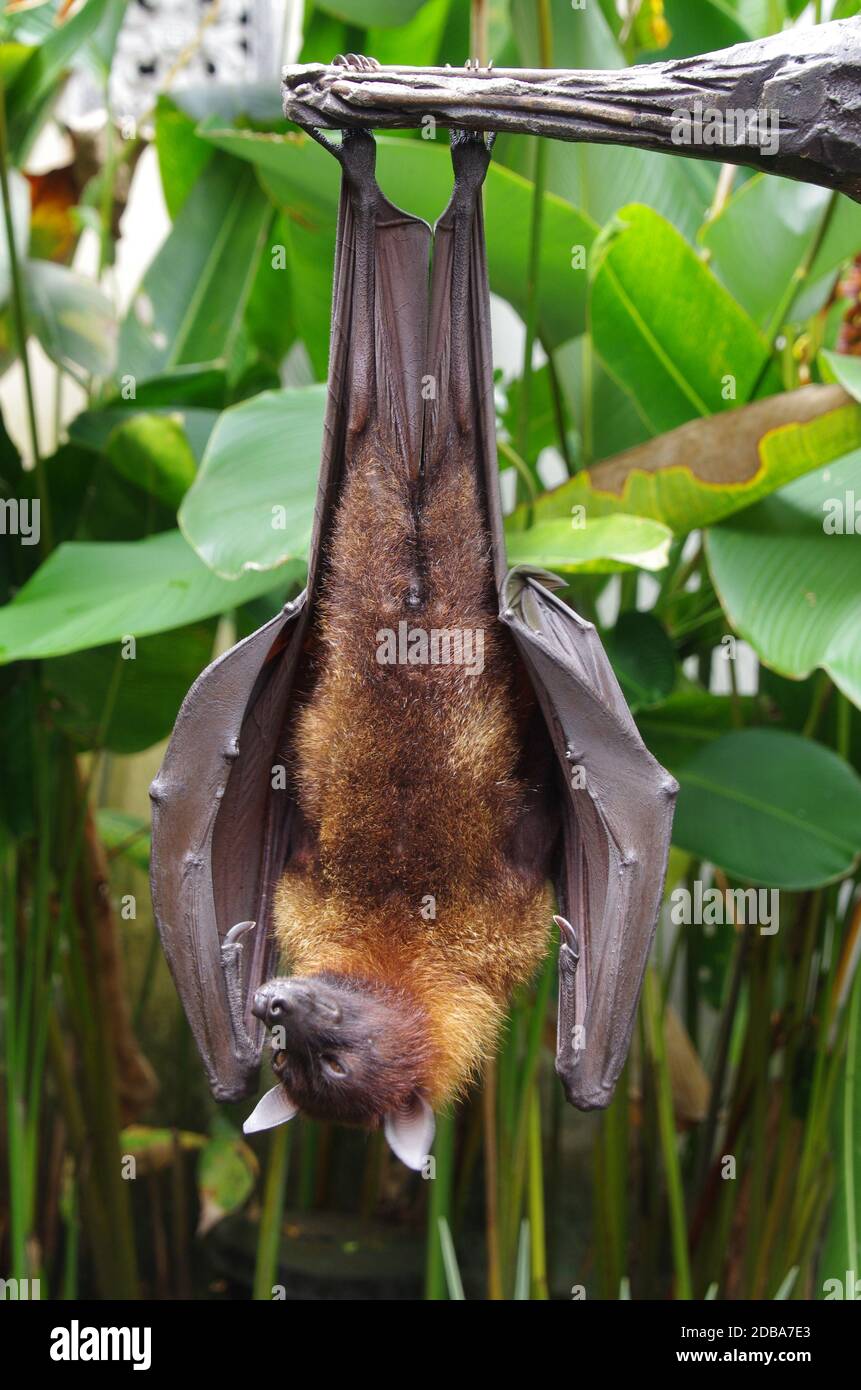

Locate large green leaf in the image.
[637,687,763,773]
[26,259,117,379]
[105,414,198,510]
[518,385,861,534]
[154,95,215,220]
[179,387,326,579]
[315,0,425,24]
[201,127,598,350]
[604,611,677,711]
[45,624,216,753]
[673,729,861,889]
[702,178,861,331]
[589,204,775,435]
[119,154,272,381]
[504,514,672,574]
[707,453,861,710]
[0,530,292,663]
[660,0,750,54]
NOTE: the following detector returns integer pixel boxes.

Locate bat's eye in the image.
[321,1054,348,1079]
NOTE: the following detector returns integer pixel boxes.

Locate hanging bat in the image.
[150,63,677,1170]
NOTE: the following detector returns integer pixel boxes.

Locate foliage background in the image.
[1,0,861,1300]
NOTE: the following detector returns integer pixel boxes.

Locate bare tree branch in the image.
[282,18,861,202]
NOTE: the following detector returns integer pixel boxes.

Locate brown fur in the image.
[273,431,555,1110]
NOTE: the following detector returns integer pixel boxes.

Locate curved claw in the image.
[224,919,256,946]
[334,53,380,72]
[554,913,580,962]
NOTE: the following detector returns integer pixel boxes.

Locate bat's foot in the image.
[298,56,380,175]
[450,126,492,202]
[220,920,261,1064]
[332,53,380,72]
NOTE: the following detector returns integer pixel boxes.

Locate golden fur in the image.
[274,434,553,1108]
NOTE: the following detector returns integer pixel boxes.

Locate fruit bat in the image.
[150,78,677,1171]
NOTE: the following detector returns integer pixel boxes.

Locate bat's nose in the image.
[252,980,316,1026]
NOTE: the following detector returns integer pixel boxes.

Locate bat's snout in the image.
[252,978,342,1029]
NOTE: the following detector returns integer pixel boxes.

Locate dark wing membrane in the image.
[501,568,678,1109]
[150,601,305,1101]
[150,141,434,1104]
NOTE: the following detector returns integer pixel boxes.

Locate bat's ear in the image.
[242,1084,300,1135]
[383,1093,435,1171]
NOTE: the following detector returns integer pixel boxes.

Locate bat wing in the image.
[150,133,432,1102]
[150,601,305,1100]
[501,568,678,1108]
[428,132,677,1110]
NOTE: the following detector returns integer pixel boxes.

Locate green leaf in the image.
[673,729,861,889]
[556,333,654,462]
[119,153,272,380]
[105,413,197,509]
[604,611,676,710]
[26,259,117,379]
[179,386,325,579]
[96,809,151,873]
[197,1130,259,1236]
[637,688,762,773]
[820,350,861,402]
[119,1126,205,1177]
[70,406,218,466]
[154,94,215,219]
[46,624,215,753]
[5,0,115,161]
[504,513,672,574]
[702,180,861,331]
[590,204,774,434]
[201,127,598,350]
[660,0,750,56]
[707,453,861,710]
[314,0,425,24]
[521,386,861,534]
[0,530,291,663]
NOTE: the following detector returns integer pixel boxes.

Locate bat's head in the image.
[242,974,435,1170]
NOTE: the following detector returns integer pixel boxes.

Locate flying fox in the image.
[150,64,676,1171]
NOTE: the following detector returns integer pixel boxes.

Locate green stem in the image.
[841,977,859,1279]
[424,1109,455,1299]
[252,1124,292,1300]
[527,1088,548,1299]
[643,968,693,1298]
[802,671,832,740]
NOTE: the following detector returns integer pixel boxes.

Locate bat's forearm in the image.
[282,18,861,201]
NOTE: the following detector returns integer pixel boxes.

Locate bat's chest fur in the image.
[273,439,555,1101]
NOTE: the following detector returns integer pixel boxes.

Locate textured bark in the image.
[282,17,861,201]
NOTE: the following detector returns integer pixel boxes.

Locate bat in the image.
[150,61,677,1170]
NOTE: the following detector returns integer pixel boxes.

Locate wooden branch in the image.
[282,18,861,202]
